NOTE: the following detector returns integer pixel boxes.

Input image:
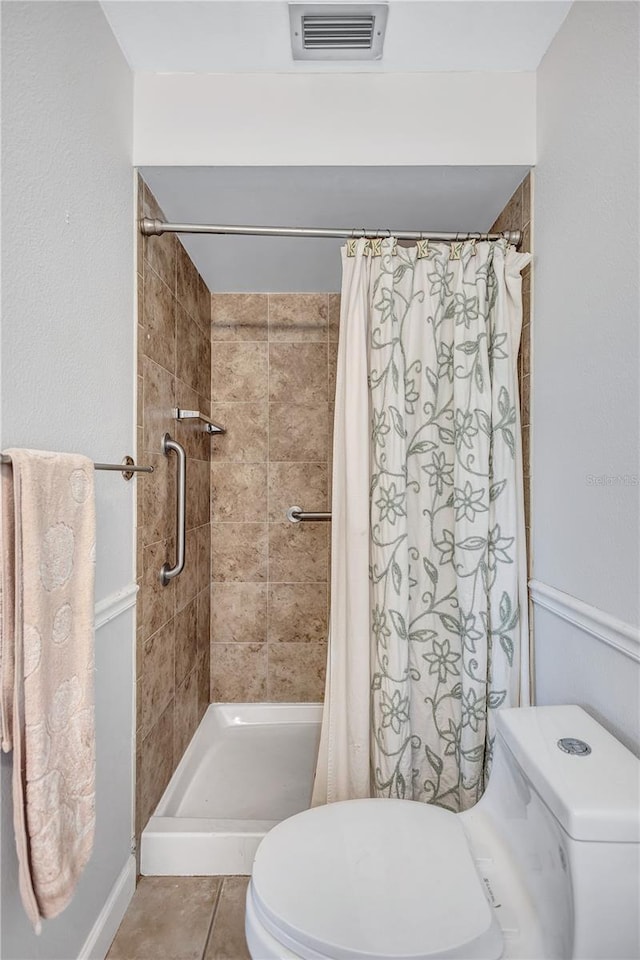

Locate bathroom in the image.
[1,1,638,959]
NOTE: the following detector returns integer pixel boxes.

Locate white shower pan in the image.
[140,702,322,876]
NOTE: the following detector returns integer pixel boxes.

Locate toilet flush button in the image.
[557,737,592,756]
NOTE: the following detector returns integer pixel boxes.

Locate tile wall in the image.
[209,293,340,701]
[491,173,532,556]
[136,178,212,841]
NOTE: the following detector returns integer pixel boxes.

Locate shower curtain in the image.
[312,236,531,812]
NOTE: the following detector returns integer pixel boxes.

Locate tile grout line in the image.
[200,877,226,960]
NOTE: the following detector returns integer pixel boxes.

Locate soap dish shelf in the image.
[173,408,226,436]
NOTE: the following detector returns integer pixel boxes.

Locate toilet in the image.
[245,705,640,959]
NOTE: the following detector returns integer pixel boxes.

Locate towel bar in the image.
[0,453,153,482]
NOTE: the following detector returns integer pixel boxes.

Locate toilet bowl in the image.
[245,705,640,960]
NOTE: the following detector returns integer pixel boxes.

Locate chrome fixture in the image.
[140,219,522,248]
[557,738,592,756]
[287,505,332,523]
[173,408,226,436]
[289,3,388,61]
[0,452,153,482]
[160,434,186,585]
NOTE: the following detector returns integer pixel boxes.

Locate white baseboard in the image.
[95,583,138,631]
[529,579,640,663]
[77,856,136,960]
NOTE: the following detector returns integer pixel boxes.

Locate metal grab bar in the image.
[160,434,186,585]
[287,505,332,523]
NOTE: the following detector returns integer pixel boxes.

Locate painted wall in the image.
[1,3,135,956]
[133,72,536,167]
[532,2,640,750]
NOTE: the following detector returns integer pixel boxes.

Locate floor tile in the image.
[204,877,251,960]
[107,876,220,960]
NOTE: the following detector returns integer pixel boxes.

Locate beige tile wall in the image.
[136,178,212,841]
[491,172,532,557]
[209,293,340,702]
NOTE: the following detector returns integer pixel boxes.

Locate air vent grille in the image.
[290,4,388,60]
[302,15,375,49]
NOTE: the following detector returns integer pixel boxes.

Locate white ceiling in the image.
[141,165,530,291]
[104,1,571,73]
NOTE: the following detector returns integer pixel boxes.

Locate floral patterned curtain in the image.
[313,235,531,812]
[369,237,531,811]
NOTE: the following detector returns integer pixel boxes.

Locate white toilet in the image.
[245,705,640,960]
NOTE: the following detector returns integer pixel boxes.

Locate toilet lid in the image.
[251,798,504,960]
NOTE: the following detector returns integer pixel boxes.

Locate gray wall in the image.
[532,2,640,749]
[1,3,135,956]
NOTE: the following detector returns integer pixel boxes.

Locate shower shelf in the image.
[173,408,226,436]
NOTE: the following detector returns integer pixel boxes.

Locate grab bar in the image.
[160,434,186,585]
[287,505,332,523]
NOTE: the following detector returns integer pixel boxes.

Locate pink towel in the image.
[0,449,96,930]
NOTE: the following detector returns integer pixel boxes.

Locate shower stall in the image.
[141,703,321,875]
[135,168,531,875]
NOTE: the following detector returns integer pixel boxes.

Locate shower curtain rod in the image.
[140,218,521,247]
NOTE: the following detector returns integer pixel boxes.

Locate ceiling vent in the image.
[289,4,388,61]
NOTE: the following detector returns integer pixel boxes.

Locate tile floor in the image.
[107,876,250,960]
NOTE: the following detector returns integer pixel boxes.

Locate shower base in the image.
[140,702,322,876]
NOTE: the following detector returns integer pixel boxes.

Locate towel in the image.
[0,449,96,930]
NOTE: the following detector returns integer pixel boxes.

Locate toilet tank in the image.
[466,705,640,960]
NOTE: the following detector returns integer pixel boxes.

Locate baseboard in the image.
[77,856,136,960]
[95,583,138,632]
[529,579,640,663]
